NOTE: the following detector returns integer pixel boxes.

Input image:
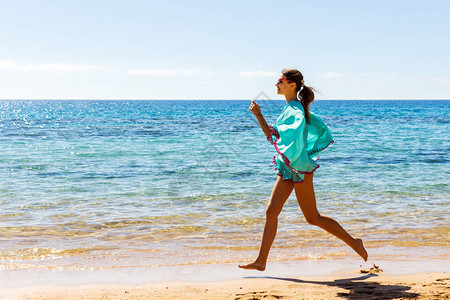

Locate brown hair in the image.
[282,68,314,123]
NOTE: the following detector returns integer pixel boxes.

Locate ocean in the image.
[0,99,448,271]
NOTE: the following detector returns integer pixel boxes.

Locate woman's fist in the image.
[249,100,261,116]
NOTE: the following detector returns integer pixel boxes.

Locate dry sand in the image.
[2,272,448,299]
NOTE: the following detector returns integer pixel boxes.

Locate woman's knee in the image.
[304,213,321,225]
[265,205,281,220]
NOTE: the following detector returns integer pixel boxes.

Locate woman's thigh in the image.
[266,177,294,216]
[293,174,320,218]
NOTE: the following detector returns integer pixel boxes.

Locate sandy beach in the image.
[2,272,448,299]
[1,259,448,299]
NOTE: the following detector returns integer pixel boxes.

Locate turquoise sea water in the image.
[0,100,448,270]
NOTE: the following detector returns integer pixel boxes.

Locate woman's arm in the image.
[249,100,271,138]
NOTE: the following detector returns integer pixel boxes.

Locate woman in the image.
[239,68,368,271]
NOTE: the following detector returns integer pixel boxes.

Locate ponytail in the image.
[281,68,315,123]
[299,86,314,123]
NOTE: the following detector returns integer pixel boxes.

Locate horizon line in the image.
[0,98,449,101]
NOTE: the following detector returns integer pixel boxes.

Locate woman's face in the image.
[275,75,295,95]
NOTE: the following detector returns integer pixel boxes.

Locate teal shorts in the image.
[272,155,305,184]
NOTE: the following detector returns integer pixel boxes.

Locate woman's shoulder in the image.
[277,101,305,126]
[286,100,304,113]
[283,101,305,121]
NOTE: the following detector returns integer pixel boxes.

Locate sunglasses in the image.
[277,78,293,85]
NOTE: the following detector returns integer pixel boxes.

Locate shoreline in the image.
[1,259,448,299]
[2,245,448,273]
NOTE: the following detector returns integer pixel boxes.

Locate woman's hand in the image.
[249,100,271,137]
[249,100,262,117]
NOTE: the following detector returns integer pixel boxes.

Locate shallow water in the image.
[0,100,448,270]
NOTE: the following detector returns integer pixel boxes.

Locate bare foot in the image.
[238,262,266,271]
[354,238,368,261]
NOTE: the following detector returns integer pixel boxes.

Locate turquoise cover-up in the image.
[267,100,334,184]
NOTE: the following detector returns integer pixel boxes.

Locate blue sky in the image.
[0,0,448,100]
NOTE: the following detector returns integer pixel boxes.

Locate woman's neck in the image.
[284,92,298,104]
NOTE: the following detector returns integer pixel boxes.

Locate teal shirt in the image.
[268,100,334,183]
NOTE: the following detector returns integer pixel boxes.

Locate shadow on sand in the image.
[244,274,420,299]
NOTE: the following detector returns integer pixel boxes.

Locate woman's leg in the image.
[294,173,368,261]
[239,176,294,271]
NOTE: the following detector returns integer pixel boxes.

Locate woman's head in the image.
[278,68,314,123]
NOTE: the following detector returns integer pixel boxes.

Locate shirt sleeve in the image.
[306,112,334,159]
